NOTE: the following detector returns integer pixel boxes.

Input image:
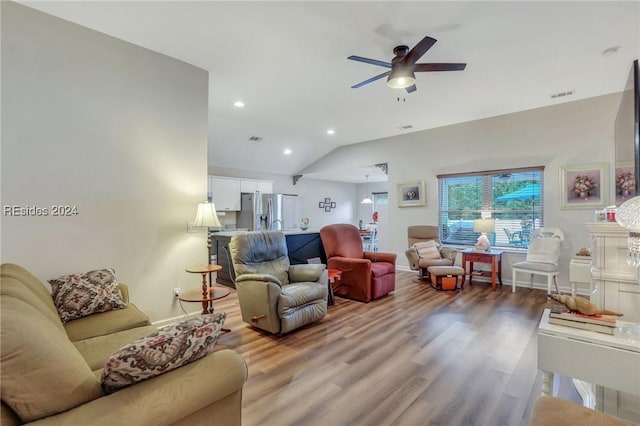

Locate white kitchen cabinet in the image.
[240,179,273,194]
[209,176,241,211]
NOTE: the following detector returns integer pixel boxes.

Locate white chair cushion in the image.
[526,238,561,265]
[513,261,559,273]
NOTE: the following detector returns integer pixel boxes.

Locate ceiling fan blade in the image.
[402,36,437,65]
[405,84,417,93]
[351,71,391,88]
[347,55,392,69]
[414,63,467,72]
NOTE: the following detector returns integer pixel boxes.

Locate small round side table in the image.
[184,264,224,314]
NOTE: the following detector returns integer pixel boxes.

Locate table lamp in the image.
[193,202,222,262]
[473,219,495,251]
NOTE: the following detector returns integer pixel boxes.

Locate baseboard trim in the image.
[152,311,200,328]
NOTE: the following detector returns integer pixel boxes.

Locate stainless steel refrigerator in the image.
[238,192,302,231]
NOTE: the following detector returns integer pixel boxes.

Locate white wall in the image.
[1,2,208,322]
[300,93,621,289]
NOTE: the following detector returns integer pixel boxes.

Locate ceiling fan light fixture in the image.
[387,68,415,89]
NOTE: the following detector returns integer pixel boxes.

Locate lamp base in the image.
[475,234,491,251]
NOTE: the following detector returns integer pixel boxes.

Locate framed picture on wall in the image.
[560,163,609,209]
[615,161,636,204]
[398,181,426,207]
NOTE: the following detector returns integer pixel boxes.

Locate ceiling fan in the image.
[348,36,466,93]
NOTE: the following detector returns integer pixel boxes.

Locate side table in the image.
[461,248,503,290]
[185,264,223,314]
[327,268,343,306]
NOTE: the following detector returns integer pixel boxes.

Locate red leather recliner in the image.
[320,223,396,303]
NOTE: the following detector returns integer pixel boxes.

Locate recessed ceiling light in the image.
[233,101,245,107]
[284,148,292,155]
[327,129,335,135]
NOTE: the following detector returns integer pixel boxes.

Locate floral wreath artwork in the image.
[615,162,636,203]
[560,163,609,209]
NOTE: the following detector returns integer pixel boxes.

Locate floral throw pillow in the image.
[48,268,126,323]
[101,313,226,394]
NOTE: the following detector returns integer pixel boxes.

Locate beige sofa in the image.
[0,263,247,425]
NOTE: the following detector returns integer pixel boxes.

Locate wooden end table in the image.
[184,264,224,314]
[461,248,503,290]
[327,268,343,306]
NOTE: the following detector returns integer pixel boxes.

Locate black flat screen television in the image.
[614,59,640,205]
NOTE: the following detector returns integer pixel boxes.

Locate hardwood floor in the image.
[214,271,554,426]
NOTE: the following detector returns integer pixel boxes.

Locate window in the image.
[437,167,544,248]
[372,191,388,212]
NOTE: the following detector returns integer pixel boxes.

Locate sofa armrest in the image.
[440,247,458,264]
[363,252,397,265]
[28,349,247,426]
[405,248,419,270]
[288,264,326,283]
[117,283,130,304]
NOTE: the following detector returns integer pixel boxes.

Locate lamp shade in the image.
[615,195,640,266]
[473,219,495,234]
[386,67,416,89]
[193,202,222,228]
[361,197,373,204]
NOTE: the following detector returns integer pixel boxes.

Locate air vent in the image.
[550,90,575,99]
[248,136,263,142]
[398,125,413,130]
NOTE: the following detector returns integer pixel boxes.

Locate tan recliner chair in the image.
[405,225,458,280]
[229,231,328,334]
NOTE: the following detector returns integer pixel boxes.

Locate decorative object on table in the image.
[372,211,378,223]
[604,205,617,222]
[575,247,591,256]
[398,181,426,207]
[615,195,640,266]
[615,162,636,203]
[361,174,373,204]
[559,163,609,209]
[193,201,222,261]
[473,218,494,251]
[547,305,618,335]
[549,294,623,316]
[318,197,336,212]
[299,217,310,231]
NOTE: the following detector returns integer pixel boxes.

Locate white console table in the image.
[538,308,640,422]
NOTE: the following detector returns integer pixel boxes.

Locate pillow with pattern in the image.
[101,313,226,394]
[48,268,126,323]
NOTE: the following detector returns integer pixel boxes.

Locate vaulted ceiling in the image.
[20,1,640,183]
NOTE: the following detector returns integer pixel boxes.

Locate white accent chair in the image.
[512,227,564,294]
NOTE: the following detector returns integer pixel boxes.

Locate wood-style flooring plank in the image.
[212,271,556,425]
